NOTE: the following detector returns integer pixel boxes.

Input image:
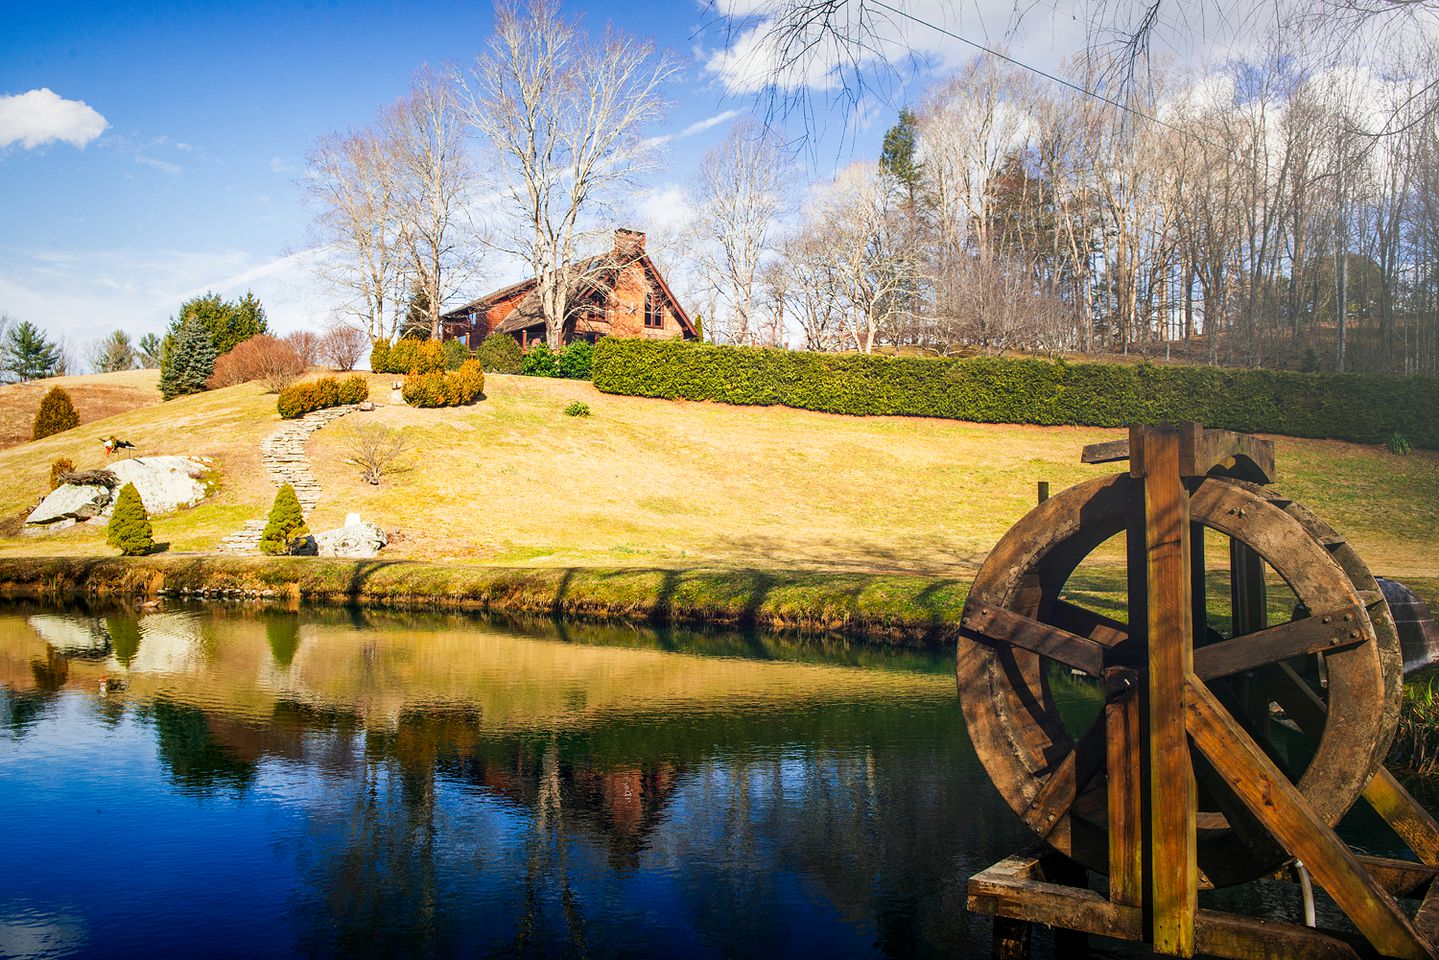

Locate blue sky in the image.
[0,0,1128,353]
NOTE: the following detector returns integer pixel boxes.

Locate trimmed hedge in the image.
[592,338,1439,448]
[277,374,369,419]
[370,337,448,375]
[402,360,485,407]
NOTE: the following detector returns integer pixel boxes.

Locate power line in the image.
[870,0,1232,153]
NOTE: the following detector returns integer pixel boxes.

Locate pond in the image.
[0,602,1423,958]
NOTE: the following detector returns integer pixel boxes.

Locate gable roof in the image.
[442,250,695,337]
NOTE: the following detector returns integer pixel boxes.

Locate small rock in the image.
[358,401,375,412]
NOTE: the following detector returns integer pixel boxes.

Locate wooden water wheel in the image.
[958,458,1404,889]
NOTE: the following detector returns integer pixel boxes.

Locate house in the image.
[439,228,698,348]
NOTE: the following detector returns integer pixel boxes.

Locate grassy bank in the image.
[0,556,972,648]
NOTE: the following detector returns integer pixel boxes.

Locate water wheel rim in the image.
[956,473,1395,888]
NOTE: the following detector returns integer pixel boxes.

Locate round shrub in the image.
[476,332,522,374]
[33,387,80,440]
[556,340,593,379]
[387,338,418,374]
[106,482,155,556]
[442,338,472,370]
[277,375,368,418]
[522,342,559,377]
[402,360,484,408]
[337,374,369,404]
[49,457,75,490]
[369,338,391,373]
[206,334,304,392]
[564,401,591,417]
[401,371,448,407]
[260,483,309,555]
[410,339,446,375]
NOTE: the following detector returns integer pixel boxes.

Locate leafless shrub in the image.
[342,423,408,485]
[207,335,306,392]
[318,322,368,371]
[284,330,322,367]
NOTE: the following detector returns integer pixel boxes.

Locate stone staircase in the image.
[219,404,360,554]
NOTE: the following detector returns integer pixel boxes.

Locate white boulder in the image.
[26,483,112,525]
[313,520,388,558]
[105,456,212,515]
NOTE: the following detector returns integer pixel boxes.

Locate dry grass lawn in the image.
[0,370,1433,588]
[0,369,162,450]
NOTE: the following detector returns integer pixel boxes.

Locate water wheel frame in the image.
[957,469,1404,889]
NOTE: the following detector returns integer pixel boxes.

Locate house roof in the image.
[442,250,695,337]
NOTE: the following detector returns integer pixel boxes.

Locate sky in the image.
[0,0,1267,356]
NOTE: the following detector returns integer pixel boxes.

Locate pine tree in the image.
[879,108,921,206]
[4,321,61,382]
[692,314,705,343]
[259,483,309,556]
[137,333,163,369]
[32,386,80,439]
[159,317,219,400]
[106,483,155,556]
[92,330,137,373]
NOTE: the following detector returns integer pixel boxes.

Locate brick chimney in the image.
[614,228,645,261]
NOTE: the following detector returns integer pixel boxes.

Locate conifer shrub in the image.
[476,332,522,374]
[564,401,591,417]
[259,483,309,555]
[387,338,417,374]
[522,342,559,377]
[33,386,80,440]
[49,457,75,490]
[276,375,369,418]
[368,338,391,374]
[557,340,593,379]
[402,360,485,407]
[159,317,219,400]
[591,338,1439,449]
[442,338,472,370]
[106,482,155,556]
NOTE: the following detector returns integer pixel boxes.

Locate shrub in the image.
[106,482,155,556]
[1388,432,1413,456]
[564,401,591,417]
[591,338,1439,449]
[259,483,309,556]
[206,334,305,392]
[402,360,485,408]
[342,423,409,485]
[277,375,369,418]
[49,457,75,490]
[522,342,559,377]
[411,339,447,375]
[476,332,522,374]
[319,323,367,371]
[33,387,79,440]
[442,338,472,370]
[369,338,391,373]
[159,317,218,400]
[284,330,321,367]
[557,340,593,379]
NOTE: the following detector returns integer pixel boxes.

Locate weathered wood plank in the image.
[967,855,1143,941]
[1106,672,1142,909]
[1139,425,1198,957]
[1049,600,1129,648]
[1186,674,1434,960]
[1080,437,1130,464]
[1193,910,1367,960]
[1359,855,1439,900]
[1194,603,1368,680]
[961,602,1107,676]
[1019,712,1108,837]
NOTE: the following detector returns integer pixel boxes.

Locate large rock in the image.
[313,520,387,558]
[26,456,215,527]
[106,456,213,515]
[26,483,112,525]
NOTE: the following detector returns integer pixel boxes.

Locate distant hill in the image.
[0,369,161,450]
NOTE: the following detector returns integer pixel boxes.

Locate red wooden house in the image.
[439,229,698,348]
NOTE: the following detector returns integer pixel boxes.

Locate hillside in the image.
[0,368,162,450]
[0,370,1433,590]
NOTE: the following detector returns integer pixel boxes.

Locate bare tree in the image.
[687,120,792,345]
[385,67,479,340]
[303,128,404,340]
[284,330,322,367]
[462,0,678,348]
[319,321,369,371]
[342,423,409,485]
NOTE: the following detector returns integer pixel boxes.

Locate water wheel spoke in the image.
[1194,602,1369,681]
[961,602,1106,676]
[1048,599,1129,648]
[1020,710,1108,837]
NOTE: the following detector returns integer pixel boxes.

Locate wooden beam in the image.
[1019,711,1108,837]
[1193,603,1368,680]
[1186,674,1435,960]
[961,603,1107,676]
[1107,670,1143,908]
[1081,437,1130,464]
[1049,600,1129,648]
[1138,425,1198,957]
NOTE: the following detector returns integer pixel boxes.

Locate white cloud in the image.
[133,154,181,175]
[633,184,694,233]
[680,108,743,138]
[269,156,299,174]
[0,88,108,149]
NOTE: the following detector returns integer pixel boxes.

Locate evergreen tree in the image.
[401,283,433,340]
[32,387,79,439]
[3,321,61,382]
[692,314,705,343]
[106,483,155,556]
[92,330,137,373]
[259,483,309,556]
[879,108,922,205]
[160,291,270,366]
[159,317,219,400]
[137,333,163,369]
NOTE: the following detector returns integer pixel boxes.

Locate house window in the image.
[644,292,663,328]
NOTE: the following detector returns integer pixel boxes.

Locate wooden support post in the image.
[1107,668,1143,910]
[1230,539,1267,637]
[1191,521,1208,644]
[991,916,1031,960]
[1135,425,1197,957]
[1037,480,1050,504]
